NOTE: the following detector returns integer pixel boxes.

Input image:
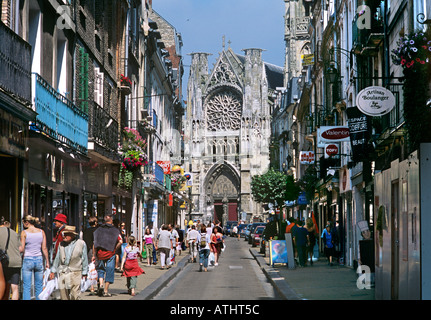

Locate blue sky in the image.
[152,0,286,97]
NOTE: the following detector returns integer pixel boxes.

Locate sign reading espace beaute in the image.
[356,86,395,117]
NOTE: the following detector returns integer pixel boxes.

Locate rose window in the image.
[206,91,242,131]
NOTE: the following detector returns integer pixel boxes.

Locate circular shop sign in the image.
[356,86,395,117]
[325,144,339,156]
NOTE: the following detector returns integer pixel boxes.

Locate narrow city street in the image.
[152,237,281,300]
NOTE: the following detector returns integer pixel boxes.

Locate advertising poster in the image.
[269,240,288,266]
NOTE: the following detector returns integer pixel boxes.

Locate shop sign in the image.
[356,86,395,117]
[297,192,308,205]
[168,193,173,207]
[324,144,339,158]
[299,151,315,164]
[317,126,350,147]
[156,161,171,174]
[346,107,371,162]
[301,54,314,66]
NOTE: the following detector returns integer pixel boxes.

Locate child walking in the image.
[120,236,145,296]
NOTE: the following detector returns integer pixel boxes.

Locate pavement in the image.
[80,238,375,301]
[248,247,375,300]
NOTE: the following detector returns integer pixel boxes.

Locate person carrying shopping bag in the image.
[49,225,88,300]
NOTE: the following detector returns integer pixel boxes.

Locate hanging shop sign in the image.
[317,126,350,147]
[299,151,315,164]
[356,86,395,117]
[301,54,314,66]
[346,107,372,162]
[324,144,339,158]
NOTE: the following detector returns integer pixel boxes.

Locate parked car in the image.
[251,226,265,247]
[245,222,266,243]
[225,221,238,236]
[248,223,266,244]
[238,223,249,238]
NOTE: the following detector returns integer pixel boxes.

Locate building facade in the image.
[184,47,283,225]
[0,0,184,250]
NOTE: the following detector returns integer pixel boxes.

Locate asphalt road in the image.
[152,235,282,300]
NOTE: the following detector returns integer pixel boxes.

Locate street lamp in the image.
[326,63,339,84]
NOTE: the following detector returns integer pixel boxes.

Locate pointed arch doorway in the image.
[205,163,240,226]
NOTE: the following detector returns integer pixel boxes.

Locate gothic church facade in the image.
[184,47,283,224]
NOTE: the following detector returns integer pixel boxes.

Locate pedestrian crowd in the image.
[285,217,341,267]
[0,214,225,300]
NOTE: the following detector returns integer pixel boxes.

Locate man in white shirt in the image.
[186,225,199,263]
[156,224,173,269]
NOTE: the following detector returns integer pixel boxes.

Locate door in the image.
[391,180,399,300]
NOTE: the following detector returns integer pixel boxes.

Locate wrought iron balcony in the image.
[0,21,32,104]
[86,100,120,162]
[32,73,88,154]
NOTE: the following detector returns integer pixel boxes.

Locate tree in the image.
[251,168,301,240]
[251,168,288,208]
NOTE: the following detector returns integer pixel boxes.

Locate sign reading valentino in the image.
[356,86,395,116]
[317,126,350,147]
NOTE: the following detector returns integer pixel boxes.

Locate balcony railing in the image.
[87,100,119,156]
[0,21,32,104]
[32,73,88,154]
[143,161,165,186]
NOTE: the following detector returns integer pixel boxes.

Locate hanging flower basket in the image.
[391,31,431,71]
[120,74,132,95]
[118,127,148,189]
[392,30,431,150]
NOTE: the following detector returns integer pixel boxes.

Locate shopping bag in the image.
[142,245,147,259]
[221,243,226,253]
[87,262,98,286]
[39,270,58,300]
[209,252,215,265]
[81,278,92,292]
[169,248,175,265]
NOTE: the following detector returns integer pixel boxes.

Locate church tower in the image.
[284,0,312,85]
[184,46,283,224]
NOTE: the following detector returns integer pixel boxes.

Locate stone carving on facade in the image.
[206,91,242,131]
[210,58,240,87]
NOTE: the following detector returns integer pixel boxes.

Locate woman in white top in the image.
[197,224,212,272]
[20,215,50,300]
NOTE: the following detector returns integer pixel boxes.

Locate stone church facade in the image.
[184,47,283,225]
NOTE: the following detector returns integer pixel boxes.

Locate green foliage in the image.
[297,165,319,201]
[251,168,300,208]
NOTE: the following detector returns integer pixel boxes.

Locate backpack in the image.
[200,233,207,248]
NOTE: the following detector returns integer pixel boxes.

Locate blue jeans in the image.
[96,255,116,284]
[22,256,44,300]
[199,249,210,268]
